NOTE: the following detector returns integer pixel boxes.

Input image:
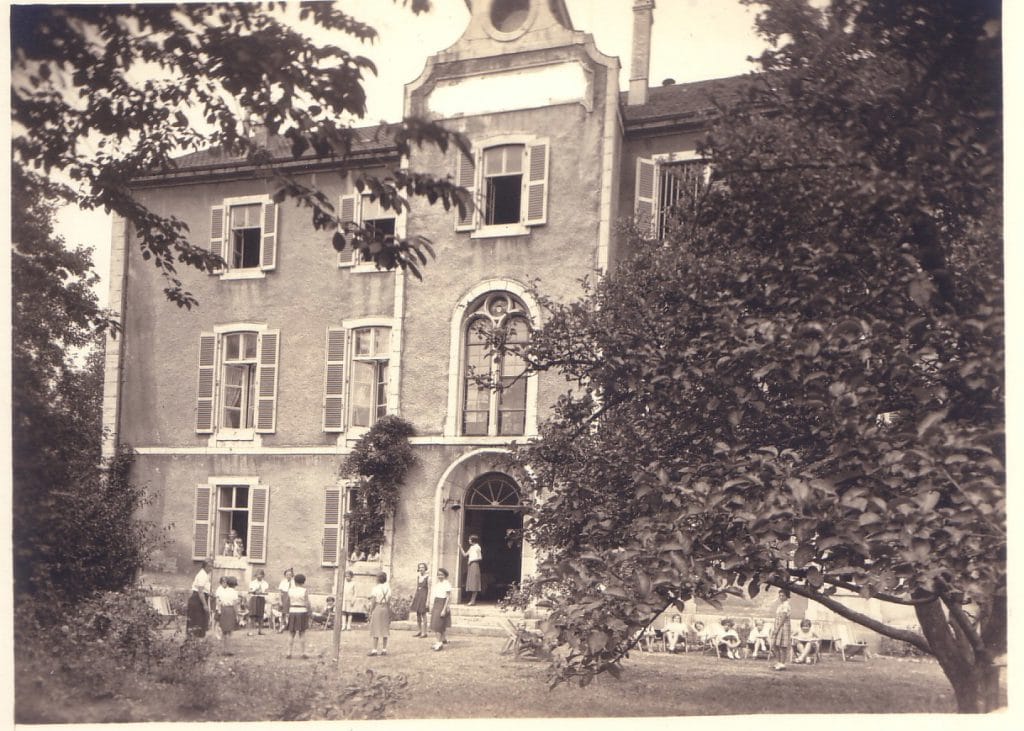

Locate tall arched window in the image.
[462,292,531,436]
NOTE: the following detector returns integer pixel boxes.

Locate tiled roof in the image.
[169,123,399,171]
[621,73,758,125]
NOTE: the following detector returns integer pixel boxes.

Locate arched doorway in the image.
[460,472,524,603]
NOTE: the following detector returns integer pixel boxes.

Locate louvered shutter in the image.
[524,140,549,226]
[323,327,347,431]
[254,329,280,433]
[260,201,278,271]
[192,484,214,559]
[322,485,343,566]
[210,206,225,273]
[338,194,359,266]
[196,333,217,433]
[247,484,269,563]
[455,148,476,232]
[635,157,656,232]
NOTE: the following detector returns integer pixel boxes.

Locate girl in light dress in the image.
[214,575,240,655]
[286,573,313,659]
[409,563,430,638]
[429,568,452,651]
[340,570,357,630]
[367,572,392,656]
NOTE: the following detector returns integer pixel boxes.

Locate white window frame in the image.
[444,280,541,439]
[457,134,549,239]
[337,192,405,273]
[197,476,269,566]
[202,322,276,446]
[339,317,400,441]
[213,194,278,280]
[635,151,710,239]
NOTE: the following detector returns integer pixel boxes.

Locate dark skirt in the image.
[369,604,391,638]
[249,595,266,620]
[287,612,310,635]
[465,561,482,592]
[186,591,208,638]
[409,582,429,614]
[429,597,451,633]
[218,605,237,635]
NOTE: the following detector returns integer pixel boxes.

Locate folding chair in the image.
[834,624,870,661]
[498,616,549,661]
[148,596,180,629]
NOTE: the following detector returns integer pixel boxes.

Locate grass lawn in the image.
[16,625,958,722]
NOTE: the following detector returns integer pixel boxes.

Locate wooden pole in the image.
[332,485,350,663]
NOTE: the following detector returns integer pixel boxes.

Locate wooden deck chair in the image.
[834,624,870,661]
[148,596,180,628]
[498,616,548,661]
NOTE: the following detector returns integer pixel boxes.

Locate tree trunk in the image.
[915,598,1001,712]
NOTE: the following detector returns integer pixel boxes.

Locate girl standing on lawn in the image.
[340,570,357,630]
[771,589,792,669]
[215,576,241,655]
[460,534,482,606]
[286,573,312,659]
[277,567,295,632]
[367,572,392,656]
[186,560,211,638]
[430,567,452,651]
[409,562,430,637]
[248,569,269,635]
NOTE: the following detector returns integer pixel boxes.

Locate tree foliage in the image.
[340,416,417,555]
[510,0,1003,711]
[11,2,468,308]
[12,168,157,601]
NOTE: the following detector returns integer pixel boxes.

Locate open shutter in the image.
[196,332,217,433]
[455,148,476,232]
[524,140,550,226]
[247,484,269,564]
[322,485,343,566]
[635,157,656,233]
[260,201,278,271]
[323,327,347,431]
[192,484,214,559]
[254,329,280,433]
[338,194,359,266]
[210,205,225,273]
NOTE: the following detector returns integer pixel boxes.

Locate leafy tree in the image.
[340,416,416,556]
[509,0,1003,712]
[11,2,468,308]
[12,168,157,600]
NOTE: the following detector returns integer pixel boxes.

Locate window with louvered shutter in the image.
[455,148,476,232]
[254,330,279,433]
[635,157,656,232]
[524,140,549,226]
[196,333,217,433]
[322,486,343,566]
[209,207,225,273]
[323,328,347,431]
[192,484,213,559]
[247,485,269,563]
[338,194,358,266]
[260,201,278,270]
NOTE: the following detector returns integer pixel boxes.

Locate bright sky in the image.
[55,0,768,308]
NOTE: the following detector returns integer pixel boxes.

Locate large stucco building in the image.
[103,0,748,608]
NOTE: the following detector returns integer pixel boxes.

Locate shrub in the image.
[388,594,411,621]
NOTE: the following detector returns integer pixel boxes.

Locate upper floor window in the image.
[455,138,549,236]
[195,327,280,439]
[350,327,390,428]
[635,154,709,238]
[323,323,395,433]
[210,196,278,278]
[338,193,400,269]
[462,292,531,436]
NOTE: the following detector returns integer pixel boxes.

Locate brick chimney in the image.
[628,0,655,106]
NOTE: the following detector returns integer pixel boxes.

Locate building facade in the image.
[103,0,744,606]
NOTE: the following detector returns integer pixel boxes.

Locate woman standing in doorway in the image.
[430,568,452,651]
[460,535,482,606]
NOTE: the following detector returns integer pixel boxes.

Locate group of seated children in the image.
[640,614,822,662]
